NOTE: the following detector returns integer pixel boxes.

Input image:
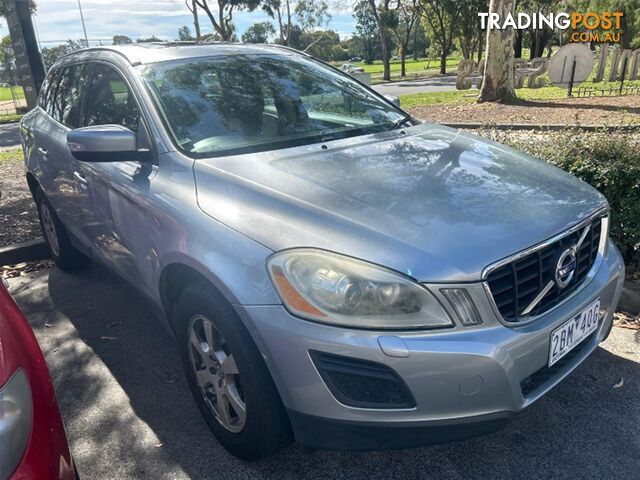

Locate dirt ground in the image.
[408,95,640,126]
[0,152,40,248]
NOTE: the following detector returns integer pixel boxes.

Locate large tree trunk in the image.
[514,29,522,58]
[478,0,516,103]
[440,47,447,74]
[380,29,391,81]
[400,45,406,77]
[192,1,201,40]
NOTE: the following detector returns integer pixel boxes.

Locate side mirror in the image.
[67,125,151,163]
[384,95,400,107]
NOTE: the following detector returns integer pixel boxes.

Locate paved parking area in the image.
[7,264,640,479]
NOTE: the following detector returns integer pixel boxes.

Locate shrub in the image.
[482,129,640,270]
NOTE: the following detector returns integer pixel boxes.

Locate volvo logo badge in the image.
[555,247,577,289]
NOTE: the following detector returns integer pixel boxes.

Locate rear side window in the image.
[40,68,61,116]
[38,71,52,110]
[50,64,90,128]
[84,64,140,132]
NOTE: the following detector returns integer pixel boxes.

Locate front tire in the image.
[175,281,290,460]
[35,188,88,271]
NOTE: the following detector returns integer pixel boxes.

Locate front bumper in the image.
[237,239,624,449]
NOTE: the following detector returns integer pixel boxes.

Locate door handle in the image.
[73,170,89,188]
[37,146,48,160]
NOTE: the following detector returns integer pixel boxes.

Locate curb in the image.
[0,239,49,266]
[442,123,640,132]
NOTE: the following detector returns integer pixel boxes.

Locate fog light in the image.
[440,288,483,326]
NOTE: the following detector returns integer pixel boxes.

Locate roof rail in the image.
[53,45,142,67]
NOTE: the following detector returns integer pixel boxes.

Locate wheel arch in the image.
[159,261,238,329]
[25,171,40,198]
[159,259,292,422]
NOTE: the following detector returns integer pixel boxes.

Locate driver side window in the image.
[84,64,140,132]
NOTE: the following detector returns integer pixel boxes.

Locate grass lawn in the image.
[0,86,25,102]
[400,80,640,108]
[0,114,23,124]
[331,57,464,84]
[353,57,463,75]
[0,148,22,164]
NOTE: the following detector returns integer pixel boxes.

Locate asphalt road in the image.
[0,122,21,151]
[371,76,480,97]
[7,265,640,480]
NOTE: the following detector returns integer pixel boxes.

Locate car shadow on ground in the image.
[16,263,640,479]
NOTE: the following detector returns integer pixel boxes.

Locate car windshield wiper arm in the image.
[388,115,412,130]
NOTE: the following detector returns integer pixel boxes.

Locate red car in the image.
[0,280,75,480]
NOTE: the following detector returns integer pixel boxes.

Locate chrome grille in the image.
[486,216,604,323]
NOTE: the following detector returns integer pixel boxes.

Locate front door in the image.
[78,63,159,295]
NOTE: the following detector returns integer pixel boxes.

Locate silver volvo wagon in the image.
[20,43,624,460]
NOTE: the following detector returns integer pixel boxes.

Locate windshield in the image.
[137,54,407,157]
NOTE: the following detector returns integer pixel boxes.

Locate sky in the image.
[0,0,357,47]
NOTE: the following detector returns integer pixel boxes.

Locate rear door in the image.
[32,62,95,245]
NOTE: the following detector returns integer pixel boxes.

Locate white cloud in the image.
[0,0,356,46]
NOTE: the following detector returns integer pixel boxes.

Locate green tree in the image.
[418,0,461,75]
[0,35,16,85]
[517,0,555,58]
[392,0,419,77]
[241,21,276,43]
[295,0,331,52]
[354,0,380,63]
[0,0,37,16]
[194,0,261,41]
[367,0,395,81]
[112,35,133,45]
[299,30,341,60]
[41,39,87,70]
[454,0,487,61]
[565,0,640,49]
[136,36,163,43]
[262,0,293,45]
[409,17,429,59]
[177,25,194,41]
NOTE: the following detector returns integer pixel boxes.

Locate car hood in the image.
[194,124,607,282]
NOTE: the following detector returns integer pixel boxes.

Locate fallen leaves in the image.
[613,378,624,389]
[1,260,55,279]
[613,311,640,330]
[407,94,640,127]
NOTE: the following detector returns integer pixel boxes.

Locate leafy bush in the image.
[483,129,640,270]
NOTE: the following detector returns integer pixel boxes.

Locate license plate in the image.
[548,298,600,367]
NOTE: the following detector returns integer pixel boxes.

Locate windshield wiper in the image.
[388,116,412,130]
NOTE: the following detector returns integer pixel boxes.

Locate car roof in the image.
[65,42,296,66]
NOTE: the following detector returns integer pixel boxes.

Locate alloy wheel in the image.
[187,314,246,433]
[40,202,60,257]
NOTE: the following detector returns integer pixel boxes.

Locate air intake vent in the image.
[310,351,415,409]
[487,216,603,323]
[520,332,596,397]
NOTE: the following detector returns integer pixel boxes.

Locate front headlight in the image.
[267,249,453,329]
